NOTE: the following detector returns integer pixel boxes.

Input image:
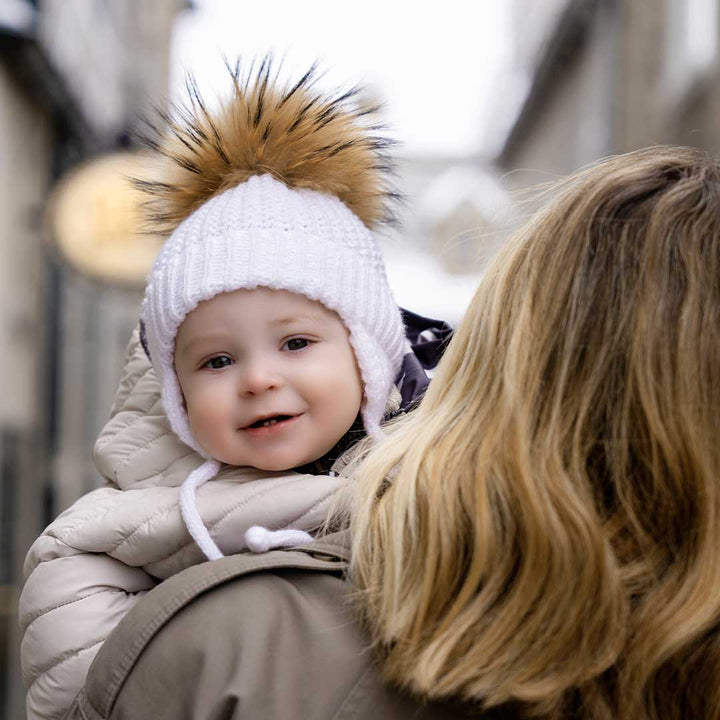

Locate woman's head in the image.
[351,146,720,720]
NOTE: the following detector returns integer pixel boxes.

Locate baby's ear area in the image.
[172,342,191,413]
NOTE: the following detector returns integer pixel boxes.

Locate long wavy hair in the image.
[349,146,720,719]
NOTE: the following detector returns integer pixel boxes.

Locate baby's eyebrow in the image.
[176,334,227,354]
[269,314,320,327]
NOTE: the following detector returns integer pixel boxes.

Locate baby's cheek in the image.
[185,394,223,447]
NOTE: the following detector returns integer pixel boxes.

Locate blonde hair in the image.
[350,146,720,719]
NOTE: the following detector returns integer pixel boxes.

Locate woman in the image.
[67,146,720,720]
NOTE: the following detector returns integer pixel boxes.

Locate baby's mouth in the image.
[246,414,295,429]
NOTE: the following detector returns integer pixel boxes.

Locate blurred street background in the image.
[1,0,719,715]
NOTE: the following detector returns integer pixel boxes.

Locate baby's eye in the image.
[283,338,310,352]
[203,355,233,370]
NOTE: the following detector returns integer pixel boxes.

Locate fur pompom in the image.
[136,57,401,234]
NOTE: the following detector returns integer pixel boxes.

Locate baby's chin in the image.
[211,448,338,473]
[205,452,311,473]
[249,459,302,472]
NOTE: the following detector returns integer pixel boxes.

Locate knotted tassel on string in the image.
[179,459,223,561]
[245,526,313,553]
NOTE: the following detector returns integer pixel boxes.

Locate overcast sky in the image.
[171,0,511,158]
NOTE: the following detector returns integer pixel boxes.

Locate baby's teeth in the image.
[261,418,278,427]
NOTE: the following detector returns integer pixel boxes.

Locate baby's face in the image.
[174,287,363,471]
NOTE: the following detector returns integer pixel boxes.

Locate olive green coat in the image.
[65,532,514,720]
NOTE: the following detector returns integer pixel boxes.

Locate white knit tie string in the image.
[179,459,224,561]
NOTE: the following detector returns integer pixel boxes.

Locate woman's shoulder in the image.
[71,538,354,718]
[69,535,489,720]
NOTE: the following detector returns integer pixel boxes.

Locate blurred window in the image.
[664,0,718,95]
[511,0,569,69]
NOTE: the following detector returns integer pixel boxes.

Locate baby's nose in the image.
[237,360,282,396]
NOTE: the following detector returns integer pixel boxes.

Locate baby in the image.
[19,62,451,720]
[140,167,407,559]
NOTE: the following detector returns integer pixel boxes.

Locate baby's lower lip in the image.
[241,415,300,436]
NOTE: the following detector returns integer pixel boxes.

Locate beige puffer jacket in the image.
[18,329,345,720]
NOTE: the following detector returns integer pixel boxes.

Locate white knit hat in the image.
[143,173,404,449]
[138,61,405,560]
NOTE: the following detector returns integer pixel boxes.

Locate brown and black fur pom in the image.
[136,57,401,235]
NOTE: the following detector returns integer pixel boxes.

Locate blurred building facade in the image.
[0,1,184,717]
[492,0,720,184]
[398,155,510,277]
[382,153,510,328]
[7,0,718,714]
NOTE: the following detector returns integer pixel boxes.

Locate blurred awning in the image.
[47,152,163,287]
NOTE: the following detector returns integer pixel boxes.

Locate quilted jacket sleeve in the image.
[18,473,344,720]
[93,326,203,490]
[19,327,343,720]
[18,329,173,720]
[17,330,158,720]
[19,488,157,720]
